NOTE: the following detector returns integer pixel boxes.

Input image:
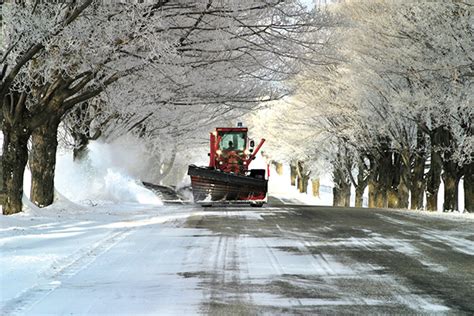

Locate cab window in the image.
[219,132,246,151]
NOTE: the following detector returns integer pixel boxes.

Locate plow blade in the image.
[187,165,267,205]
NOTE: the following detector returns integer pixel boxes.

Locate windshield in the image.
[219,132,246,151]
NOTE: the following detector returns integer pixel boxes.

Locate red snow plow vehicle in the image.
[188,124,268,207]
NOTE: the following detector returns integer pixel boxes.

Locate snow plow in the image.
[188,124,268,207]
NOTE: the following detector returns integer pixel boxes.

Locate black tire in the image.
[251,203,264,208]
[201,204,213,208]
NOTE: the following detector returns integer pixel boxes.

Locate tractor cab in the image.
[213,127,248,174]
[209,125,265,175]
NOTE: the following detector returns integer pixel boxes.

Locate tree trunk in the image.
[388,152,402,209]
[410,159,425,210]
[375,187,387,208]
[0,154,5,205]
[299,175,310,193]
[368,180,376,208]
[2,121,30,215]
[398,151,410,209]
[376,149,391,208]
[354,160,368,208]
[312,178,320,197]
[426,127,443,211]
[464,162,473,213]
[333,187,343,207]
[274,162,284,175]
[410,128,426,210]
[398,174,410,209]
[344,186,350,207]
[333,167,350,207]
[387,187,399,208]
[367,156,378,208]
[297,177,303,193]
[333,168,342,206]
[290,163,297,186]
[442,161,459,212]
[297,174,310,193]
[369,179,385,208]
[333,182,350,207]
[29,117,61,208]
[296,161,310,193]
[387,188,399,209]
[440,126,461,212]
[426,180,440,211]
[355,186,364,208]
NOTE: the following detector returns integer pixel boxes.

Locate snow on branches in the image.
[258,1,472,211]
[1,0,331,214]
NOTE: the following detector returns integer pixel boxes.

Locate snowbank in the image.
[393,208,474,221]
[268,164,333,206]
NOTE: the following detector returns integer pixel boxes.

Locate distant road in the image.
[4,204,473,314]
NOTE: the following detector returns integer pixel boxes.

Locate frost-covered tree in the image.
[247,99,331,194]
[339,1,473,212]
[258,0,472,211]
[1,1,172,213]
[1,1,331,214]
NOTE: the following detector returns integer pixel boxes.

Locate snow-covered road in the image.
[1,204,473,314]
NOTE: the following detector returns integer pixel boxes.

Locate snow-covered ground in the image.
[0,200,198,314]
[268,164,334,206]
[2,201,473,314]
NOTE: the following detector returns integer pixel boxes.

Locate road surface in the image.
[1,203,473,315]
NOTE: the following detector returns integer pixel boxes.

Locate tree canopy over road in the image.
[250,1,473,213]
[0,0,472,214]
[0,0,331,214]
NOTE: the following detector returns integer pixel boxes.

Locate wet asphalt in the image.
[184,202,474,315]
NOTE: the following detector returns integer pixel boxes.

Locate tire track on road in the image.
[260,237,303,307]
[202,213,258,314]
